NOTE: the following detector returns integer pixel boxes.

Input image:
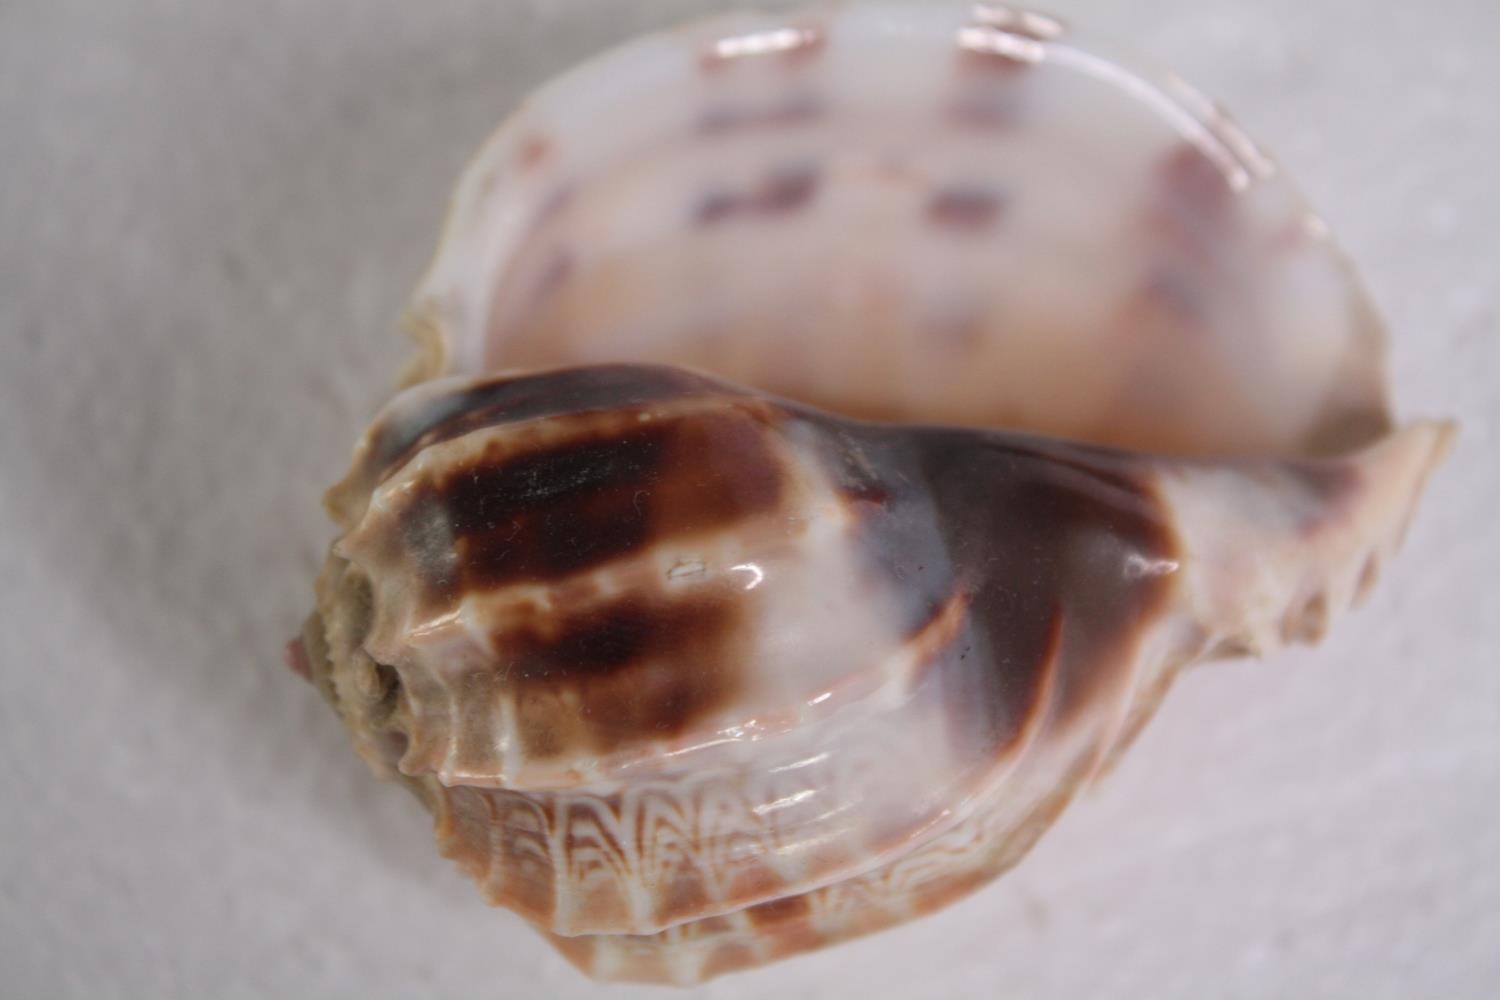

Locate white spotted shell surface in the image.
[294,4,1453,985]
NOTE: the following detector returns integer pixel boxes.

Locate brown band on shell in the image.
[403,407,785,600]
[695,162,823,226]
[927,185,1008,230]
[500,589,745,758]
[356,366,723,493]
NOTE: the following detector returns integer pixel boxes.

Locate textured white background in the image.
[2,2,1496,998]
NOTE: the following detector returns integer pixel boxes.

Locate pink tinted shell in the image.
[298,3,1452,985]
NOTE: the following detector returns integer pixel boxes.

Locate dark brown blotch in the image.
[361,366,720,491]
[927,185,1007,230]
[506,595,731,682]
[411,408,785,598]
[449,426,670,589]
[758,163,820,213]
[695,163,822,226]
[506,590,746,752]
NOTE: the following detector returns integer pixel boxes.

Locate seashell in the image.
[293,3,1454,985]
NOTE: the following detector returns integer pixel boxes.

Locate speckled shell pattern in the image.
[296,4,1453,986]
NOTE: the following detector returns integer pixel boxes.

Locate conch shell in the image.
[293,3,1453,985]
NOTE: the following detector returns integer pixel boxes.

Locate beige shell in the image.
[293,3,1453,985]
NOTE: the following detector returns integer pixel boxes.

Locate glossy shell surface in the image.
[296,3,1452,985]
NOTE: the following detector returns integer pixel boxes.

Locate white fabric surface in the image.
[2,2,1495,997]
